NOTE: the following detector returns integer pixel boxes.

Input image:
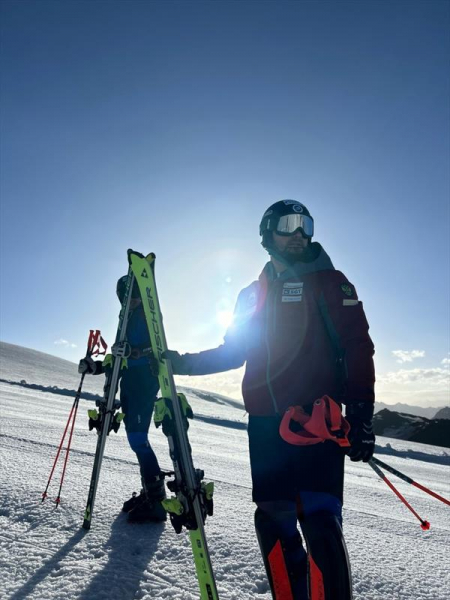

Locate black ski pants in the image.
[120,364,161,485]
[248,415,352,600]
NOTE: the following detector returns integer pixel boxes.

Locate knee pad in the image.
[126,431,150,454]
[300,512,352,600]
[255,507,308,600]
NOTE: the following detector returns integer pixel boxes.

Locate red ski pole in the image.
[41,330,107,504]
[371,456,450,507]
[41,395,78,502]
[368,460,430,530]
[54,380,82,506]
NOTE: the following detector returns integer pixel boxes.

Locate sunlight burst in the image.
[216,310,234,329]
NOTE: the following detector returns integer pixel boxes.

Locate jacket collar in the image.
[261,242,335,282]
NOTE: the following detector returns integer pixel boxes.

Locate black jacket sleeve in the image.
[319,270,375,406]
[171,287,252,375]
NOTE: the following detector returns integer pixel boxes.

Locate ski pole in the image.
[42,393,79,502]
[371,456,450,507]
[42,330,106,504]
[368,460,430,530]
[54,377,83,506]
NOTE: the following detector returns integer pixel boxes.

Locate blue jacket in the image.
[124,305,152,368]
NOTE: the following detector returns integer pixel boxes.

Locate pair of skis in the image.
[82,250,219,600]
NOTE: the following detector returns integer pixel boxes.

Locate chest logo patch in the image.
[341,284,354,297]
[282,282,303,302]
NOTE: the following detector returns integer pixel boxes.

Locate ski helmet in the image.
[116,276,140,304]
[260,199,314,250]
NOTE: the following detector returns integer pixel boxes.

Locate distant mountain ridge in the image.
[373,409,450,448]
[433,406,450,420]
[374,401,447,420]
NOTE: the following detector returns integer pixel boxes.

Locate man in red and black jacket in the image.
[167,200,376,600]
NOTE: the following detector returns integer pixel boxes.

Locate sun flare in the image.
[216,310,234,329]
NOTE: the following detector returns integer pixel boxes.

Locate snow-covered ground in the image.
[1,342,449,599]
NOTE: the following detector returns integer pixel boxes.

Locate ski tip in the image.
[126,249,156,265]
[82,520,91,531]
[127,249,145,261]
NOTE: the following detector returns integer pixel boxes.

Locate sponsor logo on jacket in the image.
[282,282,303,302]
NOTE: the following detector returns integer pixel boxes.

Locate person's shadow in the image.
[8,529,87,600]
[8,513,165,600]
[77,513,165,600]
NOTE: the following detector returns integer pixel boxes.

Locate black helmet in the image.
[260,199,314,250]
[116,276,141,304]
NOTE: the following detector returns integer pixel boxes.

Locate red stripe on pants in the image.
[268,540,294,600]
[309,554,325,600]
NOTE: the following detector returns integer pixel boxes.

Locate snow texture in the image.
[0,342,449,599]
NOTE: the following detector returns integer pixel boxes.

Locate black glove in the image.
[345,401,375,462]
[78,357,103,375]
[111,341,131,358]
[147,354,159,377]
[162,350,191,375]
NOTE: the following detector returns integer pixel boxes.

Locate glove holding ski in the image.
[162,350,192,375]
[78,356,103,376]
[345,401,375,462]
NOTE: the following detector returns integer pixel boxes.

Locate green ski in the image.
[82,265,135,530]
[129,250,219,600]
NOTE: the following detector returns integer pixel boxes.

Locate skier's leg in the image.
[126,431,161,481]
[297,492,352,600]
[121,365,166,521]
[121,365,161,483]
[248,416,308,599]
[255,501,308,600]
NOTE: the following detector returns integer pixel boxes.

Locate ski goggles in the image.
[275,214,314,238]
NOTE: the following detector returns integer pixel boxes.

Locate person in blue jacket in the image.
[79,276,166,522]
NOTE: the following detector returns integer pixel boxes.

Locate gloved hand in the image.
[162,350,191,375]
[78,356,103,375]
[111,341,131,358]
[147,353,159,377]
[345,401,375,462]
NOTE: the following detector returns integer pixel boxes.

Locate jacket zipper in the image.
[264,280,280,415]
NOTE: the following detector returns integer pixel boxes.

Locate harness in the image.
[279,395,350,447]
[129,345,153,360]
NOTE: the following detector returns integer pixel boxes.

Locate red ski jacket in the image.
[179,243,375,416]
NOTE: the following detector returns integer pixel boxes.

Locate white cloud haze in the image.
[376,365,450,407]
[54,339,77,349]
[379,367,449,386]
[392,350,425,363]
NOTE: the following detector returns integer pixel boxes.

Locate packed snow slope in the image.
[1,342,449,600]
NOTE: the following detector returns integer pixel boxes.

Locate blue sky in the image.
[1,0,449,407]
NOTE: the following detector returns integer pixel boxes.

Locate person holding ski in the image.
[164,199,376,599]
[78,277,166,523]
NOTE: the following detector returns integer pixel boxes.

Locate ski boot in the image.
[126,476,167,523]
[122,490,142,513]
